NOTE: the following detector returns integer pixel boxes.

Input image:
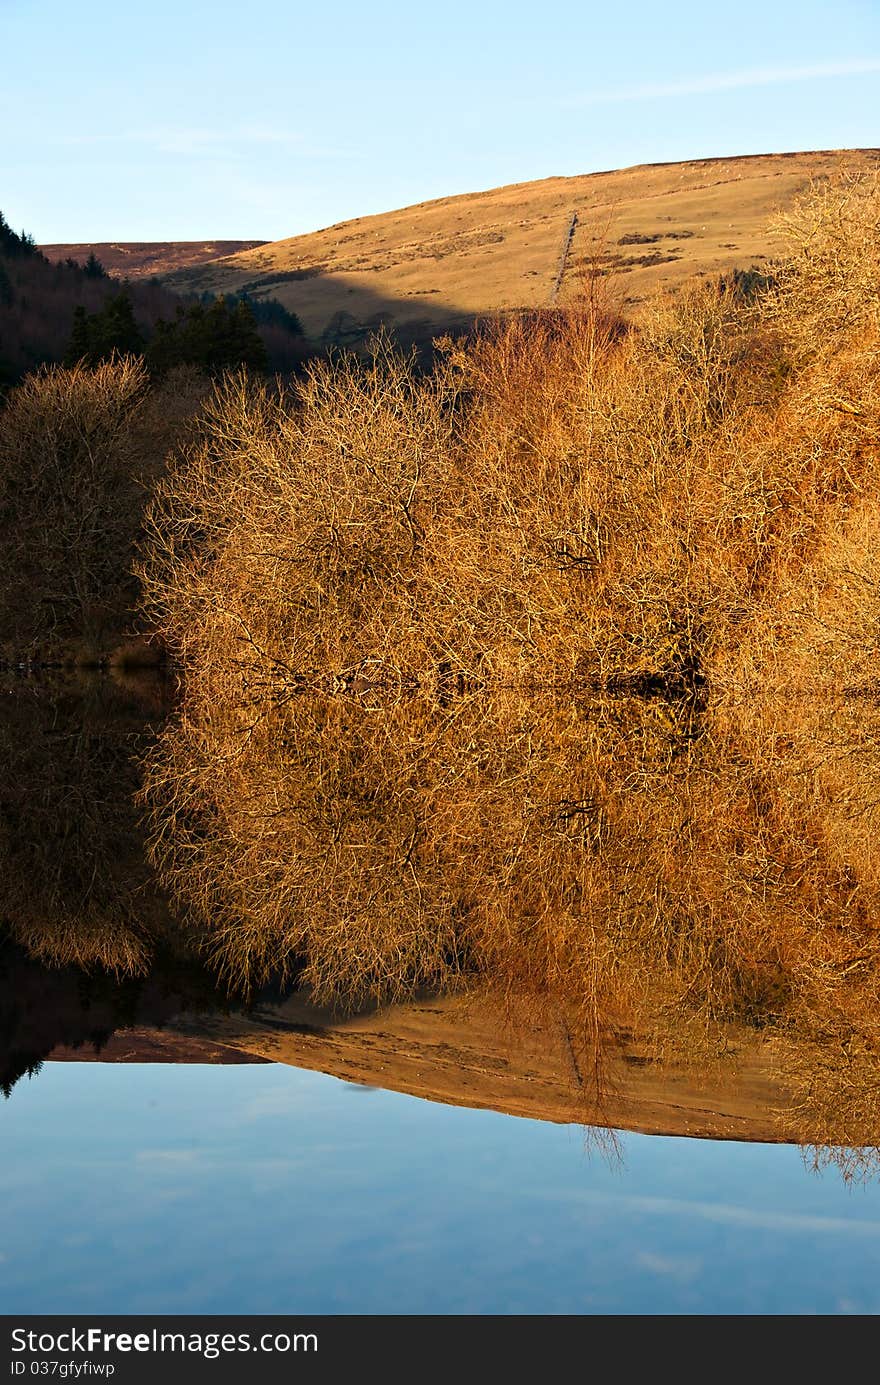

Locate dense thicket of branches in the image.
[0,358,208,661]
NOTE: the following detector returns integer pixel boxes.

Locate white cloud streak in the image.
[565,58,880,107]
[56,126,349,160]
[557,1187,880,1236]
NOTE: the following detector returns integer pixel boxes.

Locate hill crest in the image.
[46,151,880,349]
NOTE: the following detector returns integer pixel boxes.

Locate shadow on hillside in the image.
[169,262,515,355]
[312,282,477,353]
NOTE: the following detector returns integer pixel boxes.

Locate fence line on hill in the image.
[549,211,578,304]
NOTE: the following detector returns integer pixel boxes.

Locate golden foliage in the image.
[0,358,207,662]
[72,174,880,1150]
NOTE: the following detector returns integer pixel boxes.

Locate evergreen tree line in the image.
[197,289,303,338]
[66,289,278,375]
[1,212,108,280]
[1,209,308,381]
[63,251,109,280]
[0,211,43,260]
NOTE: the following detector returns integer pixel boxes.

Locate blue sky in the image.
[3,0,879,242]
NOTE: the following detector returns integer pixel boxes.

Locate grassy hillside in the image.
[155,150,880,347]
[40,240,266,280]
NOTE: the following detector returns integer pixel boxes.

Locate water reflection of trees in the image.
[140,666,880,1166]
[0,935,243,1097]
[0,676,244,1093]
[0,676,168,973]
[4,669,880,1172]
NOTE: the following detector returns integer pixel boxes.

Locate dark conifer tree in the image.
[232,298,269,370]
[83,251,107,279]
[144,296,268,375]
[0,210,41,259]
[99,288,145,355]
[63,290,145,365]
[65,305,92,363]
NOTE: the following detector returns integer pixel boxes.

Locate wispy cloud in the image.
[564,58,880,107]
[56,125,349,160]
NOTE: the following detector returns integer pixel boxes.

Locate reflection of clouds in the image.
[553,1190,880,1237]
[134,1149,202,1168]
[635,1250,702,1281]
[631,1197,880,1237]
[237,1087,311,1122]
[237,1077,387,1122]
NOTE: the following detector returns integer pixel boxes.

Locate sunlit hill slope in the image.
[40,151,880,351]
[157,150,880,347]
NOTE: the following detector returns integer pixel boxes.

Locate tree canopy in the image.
[0,211,42,260]
[65,292,269,374]
[146,297,269,374]
[65,290,145,364]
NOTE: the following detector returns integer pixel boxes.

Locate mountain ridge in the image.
[40,239,266,281]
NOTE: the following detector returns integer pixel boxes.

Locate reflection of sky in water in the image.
[2,1062,880,1314]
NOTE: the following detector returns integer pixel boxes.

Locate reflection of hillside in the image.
[35,979,873,1179]
[161,987,795,1143]
[0,939,253,1096]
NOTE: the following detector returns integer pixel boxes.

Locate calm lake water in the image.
[4,675,880,1315]
[3,1059,880,1315]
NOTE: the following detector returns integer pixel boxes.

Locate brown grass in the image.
[160,150,880,348]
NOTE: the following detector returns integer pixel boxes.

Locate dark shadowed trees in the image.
[64,288,145,364]
[145,296,268,374]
